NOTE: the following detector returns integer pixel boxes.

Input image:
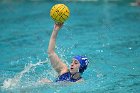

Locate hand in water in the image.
[53,22,63,31]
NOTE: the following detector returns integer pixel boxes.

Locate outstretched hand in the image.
[53,22,63,31]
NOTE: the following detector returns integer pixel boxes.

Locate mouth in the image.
[70,68,73,70]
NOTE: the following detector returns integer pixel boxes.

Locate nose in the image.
[71,63,74,66]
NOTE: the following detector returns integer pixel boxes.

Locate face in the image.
[70,58,80,74]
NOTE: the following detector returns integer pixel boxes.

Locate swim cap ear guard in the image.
[73,55,89,74]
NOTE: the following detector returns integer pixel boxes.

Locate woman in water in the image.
[41,23,89,83]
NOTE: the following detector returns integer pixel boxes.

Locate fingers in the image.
[54,22,63,30]
[53,22,63,31]
[55,22,63,26]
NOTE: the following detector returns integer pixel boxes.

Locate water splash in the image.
[1,60,48,89]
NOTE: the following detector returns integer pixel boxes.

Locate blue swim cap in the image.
[73,55,89,73]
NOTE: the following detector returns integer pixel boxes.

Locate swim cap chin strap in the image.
[74,55,89,74]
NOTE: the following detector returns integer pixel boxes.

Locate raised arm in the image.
[48,23,68,75]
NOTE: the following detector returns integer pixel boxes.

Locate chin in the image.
[70,70,76,74]
[70,70,74,74]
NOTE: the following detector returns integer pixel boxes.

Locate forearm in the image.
[48,29,58,53]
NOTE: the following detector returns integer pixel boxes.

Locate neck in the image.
[71,72,81,79]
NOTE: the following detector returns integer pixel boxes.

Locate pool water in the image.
[0,0,140,93]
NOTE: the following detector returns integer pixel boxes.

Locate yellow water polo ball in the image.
[50,4,70,23]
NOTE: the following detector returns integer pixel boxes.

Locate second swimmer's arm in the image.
[48,23,68,75]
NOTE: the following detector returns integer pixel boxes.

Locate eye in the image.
[75,62,78,64]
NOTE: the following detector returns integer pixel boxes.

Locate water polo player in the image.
[47,23,89,82]
[40,4,89,83]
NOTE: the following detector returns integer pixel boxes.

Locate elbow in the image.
[47,50,55,57]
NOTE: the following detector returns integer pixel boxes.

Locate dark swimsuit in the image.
[56,72,82,82]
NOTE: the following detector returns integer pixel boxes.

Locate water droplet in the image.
[133,68,135,69]
[128,47,132,50]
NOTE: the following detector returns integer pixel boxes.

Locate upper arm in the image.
[48,51,68,75]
